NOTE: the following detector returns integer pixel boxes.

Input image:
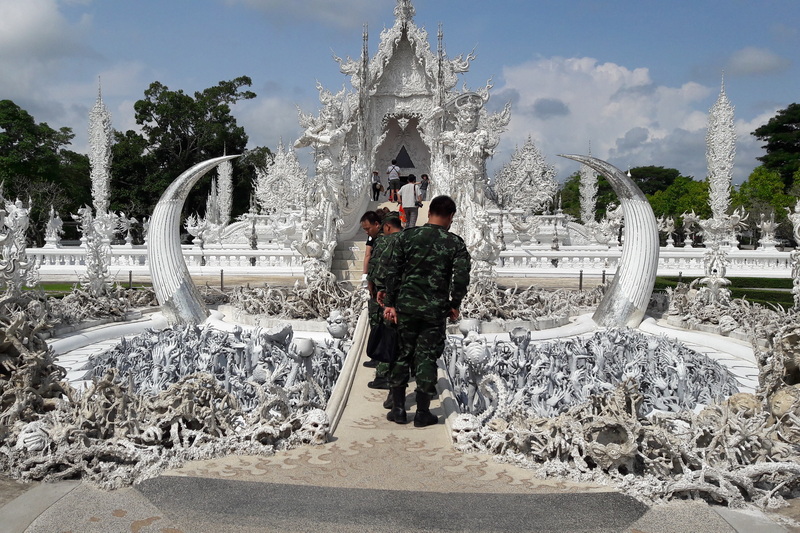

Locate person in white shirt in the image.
[386,160,401,202]
[398,174,422,228]
[370,171,382,200]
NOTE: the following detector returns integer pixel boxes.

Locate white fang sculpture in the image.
[560,155,659,328]
[148,155,239,325]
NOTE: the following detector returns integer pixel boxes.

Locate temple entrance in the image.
[375,115,430,179]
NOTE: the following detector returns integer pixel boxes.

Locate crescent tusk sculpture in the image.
[559,154,659,328]
[148,155,240,326]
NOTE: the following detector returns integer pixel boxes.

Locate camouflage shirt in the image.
[384,223,471,320]
[367,232,400,292]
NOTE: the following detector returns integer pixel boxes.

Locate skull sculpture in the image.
[451,413,483,451]
[293,408,329,445]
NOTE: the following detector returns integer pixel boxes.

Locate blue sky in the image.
[2,0,798,184]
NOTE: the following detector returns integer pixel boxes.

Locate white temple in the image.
[293,0,510,246]
[25,0,798,283]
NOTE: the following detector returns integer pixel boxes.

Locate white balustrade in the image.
[28,243,793,281]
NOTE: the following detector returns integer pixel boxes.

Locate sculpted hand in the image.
[384,307,398,324]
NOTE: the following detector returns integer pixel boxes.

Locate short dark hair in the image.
[407,174,416,182]
[428,195,456,217]
[383,214,403,230]
[360,211,381,225]
[391,159,397,165]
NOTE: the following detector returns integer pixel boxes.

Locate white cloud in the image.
[222,0,387,29]
[491,56,716,183]
[234,96,305,151]
[0,0,94,126]
[725,47,791,76]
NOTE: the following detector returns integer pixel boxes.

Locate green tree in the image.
[561,165,686,223]
[752,103,800,190]
[559,171,581,220]
[732,165,794,243]
[648,176,710,223]
[0,99,90,245]
[111,77,258,221]
[629,166,680,196]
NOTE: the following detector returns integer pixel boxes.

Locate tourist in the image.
[370,171,382,201]
[365,212,403,394]
[381,196,471,426]
[398,174,422,228]
[419,173,430,201]
[360,211,382,286]
[386,159,401,202]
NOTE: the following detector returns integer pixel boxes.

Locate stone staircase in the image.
[331,238,367,283]
[331,197,428,283]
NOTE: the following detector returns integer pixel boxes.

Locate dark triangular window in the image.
[396,146,414,168]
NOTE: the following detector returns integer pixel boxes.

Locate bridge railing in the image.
[29,243,793,280]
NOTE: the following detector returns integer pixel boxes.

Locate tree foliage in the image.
[560,165,684,222]
[0,99,91,245]
[111,77,258,221]
[752,103,800,190]
[648,176,710,221]
[731,165,795,242]
[628,166,680,196]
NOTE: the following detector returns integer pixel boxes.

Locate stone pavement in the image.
[2,340,796,532]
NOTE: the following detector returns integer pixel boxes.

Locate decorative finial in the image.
[394,0,415,24]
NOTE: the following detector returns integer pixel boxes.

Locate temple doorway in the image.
[375,115,430,179]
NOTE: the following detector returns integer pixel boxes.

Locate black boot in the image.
[386,387,407,424]
[368,376,390,389]
[382,391,393,410]
[414,391,439,427]
[363,359,379,368]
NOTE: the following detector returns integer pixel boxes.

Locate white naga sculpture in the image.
[560,155,659,328]
[594,202,624,247]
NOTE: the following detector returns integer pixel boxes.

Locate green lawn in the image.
[655,276,794,308]
[24,282,153,297]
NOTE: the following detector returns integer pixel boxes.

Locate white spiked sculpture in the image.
[706,77,736,222]
[579,146,599,226]
[148,155,239,325]
[560,155,659,328]
[89,83,113,216]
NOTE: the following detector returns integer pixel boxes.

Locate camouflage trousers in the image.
[388,313,446,395]
[368,299,390,378]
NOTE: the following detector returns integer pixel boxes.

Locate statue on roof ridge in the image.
[394,0,415,24]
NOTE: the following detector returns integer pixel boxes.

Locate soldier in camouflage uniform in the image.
[382,196,471,426]
[365,213,403,396]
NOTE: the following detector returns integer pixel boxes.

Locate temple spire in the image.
[706,74,735,220]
